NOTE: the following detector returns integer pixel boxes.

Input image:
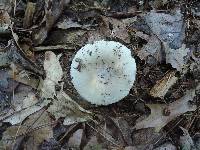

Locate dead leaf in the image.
[137,35,163,63]
[88,117,127,149]
[0,10,11,33]
[154,143,176,150]
[124,145,153,150]
[0,68,18,92]
[165,44,190,71]
[135,84,199,132]
[56,17,96,30]
[150,70,178,98]
[39,138,61,150]
[44,51,63,83]
[84,136,104,150]
[43,29,87,48]
[10,70,40,89]
[47,91,92,125]
[40,51,92,125]
[7,40,44,76]
[40,51,63,98]
[0,0,12,11]
[132,128,164,146]
[179,127,195,150]
[110,117,132,145]
[3,85,44,125]
[68,129,84,149]
[101,16,136,43]
[23,2,36,28]
[2,110,54,150]
[145,10,185,49]
[32,0,70,45]
[0,51,9,67]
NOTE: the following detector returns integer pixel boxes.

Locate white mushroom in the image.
[70,40,136,105]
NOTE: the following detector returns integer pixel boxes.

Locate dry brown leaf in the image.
[101,16,136,43]
[137,35,163,63]
[135,84,199,132]
[110,117,132,145]
[2,85,44,125]
[0,10,11,32]
[23,2,36,28]
[40,51,91,125]
[0,51,9,67]
[145,10,185,49]
[43,51,63,83]
[84,136,104,150]
[2,110,53,150]
[124,145,153,150]
[56,16,96,30]
[150,70,178,98]
[179,127,195,149]
[32,0,70,45]
[68,129,84,149]
[165,44,190,71]
[154,143,176,150]
[40,51,63,98]
[48,91,92,125]
[10,70,40,89]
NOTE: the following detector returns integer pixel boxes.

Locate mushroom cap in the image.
[70,40,136,105]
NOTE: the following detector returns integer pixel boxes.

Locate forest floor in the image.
[0,0,200,149]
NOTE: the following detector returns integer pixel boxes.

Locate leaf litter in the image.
[135,83,199,132]
[0,0,200,149]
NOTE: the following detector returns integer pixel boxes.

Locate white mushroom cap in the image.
[70,40,136,105]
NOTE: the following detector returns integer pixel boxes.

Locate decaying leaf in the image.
[23,2,36,28]
[32,0,70,45]
[40,51,63,98]
[84,136,104,150]
[135,84,199,132]
[40,51,92,125]
[154,143,176,150]
[2,110,53,150]
[124,145,153,150]
[91,117,129,148]
[150,70,178,98]
[136,35,163,63]
[43,51,63,83]
[165,44,190,71]
[145,10,185,49]
[0,51,9,66]
[11,70,40,89]
[135,10,188,67]
[179,127,195,150]
[132,128,164,146]
[44,29,87,48]
[67,129,84,149]
[101,16,136,43]
[0,10,11,32]
[7,40,44,76]
[56,16,97,30]
[2,85,44,125]
[48,91,92,125]
[110,117,132,145]
[0,0,12,10]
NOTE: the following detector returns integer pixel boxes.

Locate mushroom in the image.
[70,40,136,105]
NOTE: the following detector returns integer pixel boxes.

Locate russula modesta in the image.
[70,40,136,105]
